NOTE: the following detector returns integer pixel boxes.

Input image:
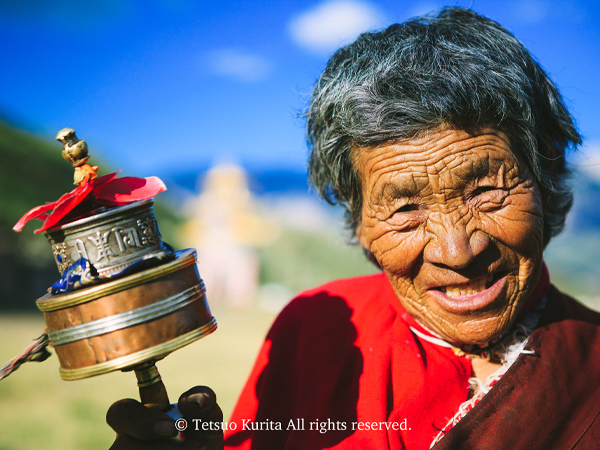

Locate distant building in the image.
[181,163,279,308]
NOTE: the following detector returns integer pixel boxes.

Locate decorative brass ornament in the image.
[56,128,99,185]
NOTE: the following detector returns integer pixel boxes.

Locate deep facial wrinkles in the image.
[356,129,544,345]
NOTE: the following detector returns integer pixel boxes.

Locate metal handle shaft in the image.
[134,361,171,411]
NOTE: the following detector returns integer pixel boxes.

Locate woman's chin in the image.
[419,274,522,345]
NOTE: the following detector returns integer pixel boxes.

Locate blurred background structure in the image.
[1,1,599,449]
[181,163,280,308]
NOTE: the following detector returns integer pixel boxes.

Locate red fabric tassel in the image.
[13,171,166,233]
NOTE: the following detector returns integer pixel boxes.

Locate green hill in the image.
[0,121,74,228]
[0,122,75,309]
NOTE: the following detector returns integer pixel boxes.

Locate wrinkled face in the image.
[356,128,544,345]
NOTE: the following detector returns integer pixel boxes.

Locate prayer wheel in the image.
[1,129,217,414]
[37,199,217,409]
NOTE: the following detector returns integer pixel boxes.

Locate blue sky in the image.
[1,0,599,178]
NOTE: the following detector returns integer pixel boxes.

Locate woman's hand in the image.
[107,386,224,449]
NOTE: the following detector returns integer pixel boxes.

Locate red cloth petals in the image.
[13,172,166,234]
[13,181,91,232]
[94,176,167,205]
[89,171,120,188]
[13,202,59,232]
[35,183,93,233]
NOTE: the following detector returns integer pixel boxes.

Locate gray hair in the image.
[306,7,581,249]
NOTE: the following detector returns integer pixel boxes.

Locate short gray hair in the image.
[306,7,581,249]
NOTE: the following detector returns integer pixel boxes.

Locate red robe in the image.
[223,273,600,449]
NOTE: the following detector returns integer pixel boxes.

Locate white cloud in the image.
[573,142,600,183]
[288,0,386,55]
[206,49,273,82]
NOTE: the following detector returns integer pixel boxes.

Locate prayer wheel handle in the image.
[132,361,172,411]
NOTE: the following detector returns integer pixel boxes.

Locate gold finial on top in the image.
[56,128,98,185]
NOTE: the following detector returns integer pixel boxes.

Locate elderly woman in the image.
[107,7,600,450]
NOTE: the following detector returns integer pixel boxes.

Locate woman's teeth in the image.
[444,274,494,298]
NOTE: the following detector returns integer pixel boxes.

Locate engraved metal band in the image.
[58,319,218,381]
[48,283,205,346]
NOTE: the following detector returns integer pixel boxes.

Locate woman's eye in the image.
[472,186,496,196]
[388,203,425,230]
[394,204,419,214]
[469,185,508,211]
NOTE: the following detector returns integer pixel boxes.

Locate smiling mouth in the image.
[442,273,495,298]
[428,272,509,314]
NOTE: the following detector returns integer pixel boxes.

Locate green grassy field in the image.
[0,308,276,450]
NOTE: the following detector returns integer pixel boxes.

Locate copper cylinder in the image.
[37,249,216,380]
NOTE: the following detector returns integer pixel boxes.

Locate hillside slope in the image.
[0,122,76,309]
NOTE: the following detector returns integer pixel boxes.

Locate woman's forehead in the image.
[355,129,520,194]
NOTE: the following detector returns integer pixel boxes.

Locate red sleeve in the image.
[222,286,365,449]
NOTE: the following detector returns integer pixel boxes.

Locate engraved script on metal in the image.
[74,239,89,260]
[113,227,142,252]
[44,201,168,278]
[88,231,117,262]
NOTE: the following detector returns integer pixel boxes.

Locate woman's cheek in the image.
[498,188,544,247]
[478,202,543,252]
[371,228,423,275]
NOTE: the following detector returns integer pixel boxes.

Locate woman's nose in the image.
[423,215,490,269]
